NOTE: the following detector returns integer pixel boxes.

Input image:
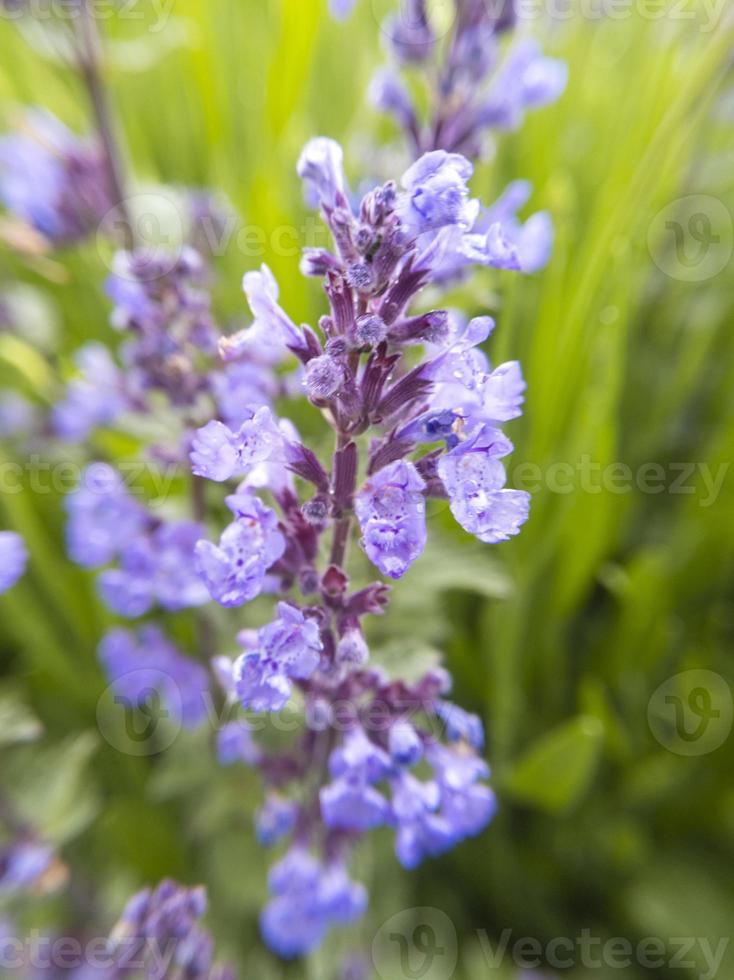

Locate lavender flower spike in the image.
[110,879,233,978]
[192,113,542,957]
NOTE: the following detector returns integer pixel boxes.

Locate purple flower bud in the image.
[368,68,416,130]
[302,496,329,525]
[435,700,485,750]
[388,722,423,766]
[0,531,27,594]
[305,354,345,400]
[297,137,347,209]
[390,309,449,345]
[351,313,387,349]
[300,248,340,277]
[346,261,376,293]
[336,628,369,667]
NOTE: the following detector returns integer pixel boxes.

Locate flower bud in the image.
[336,628,369,667]
[305,354,344,400]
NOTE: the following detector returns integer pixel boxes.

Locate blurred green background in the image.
[1,1,733,977]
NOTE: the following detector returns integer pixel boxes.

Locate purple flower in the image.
[255,796,298,846]
[53,343,127,441]
[65,464,147,569]
[460,180,555,274]
[390,772,449,869]
[228,264,305,361]
[297,137,347,209]
[435,700,485,750]
[261,849,366,958]
[0,110,112,245]
[388,722,423,766]
[428,742,497,839]
[368,68,416,131]
[437,424,530,543]
[234,602,323,711]
[190,407,282,482]
[320,774,390,832]
[384,0,435,63]
[99,626,210,728]
[330,726,392,782]
[397,151,475,234]
[428,317,527,424]
[355,459,427,579]
[0,837,54,892]
[216,720,261,766]
[480,39,568,131]
[98,520,209,617]
[0,531,27,594]
[195,490,285,607]
[329,0,358,20]
[321,728,392,831]
[212,360,278,427]
[234,654,292,713]
[0,392,37,439]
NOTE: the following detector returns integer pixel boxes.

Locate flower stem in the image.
[75,0,134,249]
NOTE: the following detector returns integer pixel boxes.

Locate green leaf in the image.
[0,685,44,745]
[503,716,604,814]
[8,732,100,844]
